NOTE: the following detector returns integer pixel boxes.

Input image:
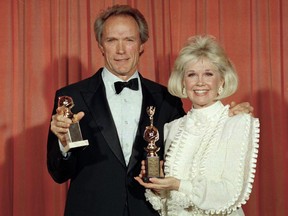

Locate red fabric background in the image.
[0,0,287,215]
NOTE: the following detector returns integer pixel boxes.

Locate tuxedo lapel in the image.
[127,77,158,173]
[81,71,126,168]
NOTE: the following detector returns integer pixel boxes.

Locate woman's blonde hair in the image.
[168,35,238,100]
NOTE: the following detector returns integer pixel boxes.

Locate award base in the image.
[63,122,89,153]
[143,156,160,183]
[63,140,89,153]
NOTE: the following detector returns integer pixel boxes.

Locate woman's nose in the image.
[196,75,204,86]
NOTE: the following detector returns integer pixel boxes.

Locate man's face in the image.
[98,15,144,80]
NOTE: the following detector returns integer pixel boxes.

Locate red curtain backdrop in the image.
[0,0,287,215]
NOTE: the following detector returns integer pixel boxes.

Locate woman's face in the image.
[183,58,224,109]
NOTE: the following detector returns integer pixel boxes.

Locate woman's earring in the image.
[182,86,186,96]
[218,86,223,96]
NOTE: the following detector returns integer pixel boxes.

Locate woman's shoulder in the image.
[165,115,186,130]
[226,113,259,127]
[163,115,186,144]
[222,113,260,140]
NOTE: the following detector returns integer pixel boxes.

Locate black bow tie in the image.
[114,78,139,94]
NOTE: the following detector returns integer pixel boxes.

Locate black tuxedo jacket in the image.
[47,68,185,216]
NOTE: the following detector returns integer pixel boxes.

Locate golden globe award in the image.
[143,106,160,182]
[58,96,89,153]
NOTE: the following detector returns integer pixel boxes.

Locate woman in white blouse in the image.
[135,35,260,216]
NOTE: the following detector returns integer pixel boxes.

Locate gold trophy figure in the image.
[143,106,160,182]
[58,96,89,152]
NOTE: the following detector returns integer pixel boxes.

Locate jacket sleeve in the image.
[46,91,78,183]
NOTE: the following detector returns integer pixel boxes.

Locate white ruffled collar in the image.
[183,101,227,135]
[188,101,225,119]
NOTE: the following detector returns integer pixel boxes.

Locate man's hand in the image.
[229,101,254,117]
[50,108,85,146]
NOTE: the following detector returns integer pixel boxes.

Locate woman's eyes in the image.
[205,72,214,76]
[187,72,196,77]
[186,72,214,77]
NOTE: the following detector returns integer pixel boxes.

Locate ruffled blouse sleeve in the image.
[144,189,167,215]
[178,114,260,214]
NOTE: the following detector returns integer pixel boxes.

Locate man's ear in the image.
[139,44,144,55]
[98,43,104,55]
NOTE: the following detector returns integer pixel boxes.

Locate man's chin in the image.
[109,69,135,78]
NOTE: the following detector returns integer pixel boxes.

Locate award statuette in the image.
[143,106,160,182]
[58,96,89,153]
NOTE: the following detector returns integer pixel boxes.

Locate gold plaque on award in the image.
[143,106,160,182]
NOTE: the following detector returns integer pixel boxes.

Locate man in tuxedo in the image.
[47,5,252,216]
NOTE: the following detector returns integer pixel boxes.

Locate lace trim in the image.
[206,116,260,215]
[165,106,228,179]
[164,106,229,213]
[220,117,260,214]
[164,108,260,215]
[145,189,167,216]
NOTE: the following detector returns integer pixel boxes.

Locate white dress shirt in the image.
[102,67,143,165]
[59,68,143,164]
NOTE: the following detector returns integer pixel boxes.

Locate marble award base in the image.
[63,122,89,153]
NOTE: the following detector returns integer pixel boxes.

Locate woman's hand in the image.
[135,160,178,194]
[134,176,180,192]
[135,159,180,192]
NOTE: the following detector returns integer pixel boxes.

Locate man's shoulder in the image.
[141,78,179,100]
[59,76,93,90]
[141,77,166,90]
